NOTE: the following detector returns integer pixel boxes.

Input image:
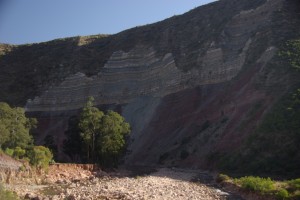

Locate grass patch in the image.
[217,174,300,199]
[0,184,20,200]
[235,176,275,193]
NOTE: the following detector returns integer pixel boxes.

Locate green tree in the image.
[97,110,130,166]
[79,97,104,162]
[0,102,36,149]
[79,97,130,166]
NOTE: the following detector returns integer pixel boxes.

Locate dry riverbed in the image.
[8,167,243,200]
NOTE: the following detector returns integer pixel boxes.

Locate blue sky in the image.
[0,0,216,45]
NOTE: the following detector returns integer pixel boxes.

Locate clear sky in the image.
[0,0,217,45]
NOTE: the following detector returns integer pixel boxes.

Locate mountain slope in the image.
[0,0,300,175]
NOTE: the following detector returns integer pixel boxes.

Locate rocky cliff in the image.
[0,0,300,174]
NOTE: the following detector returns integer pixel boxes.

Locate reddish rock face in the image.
[125,61,275,167]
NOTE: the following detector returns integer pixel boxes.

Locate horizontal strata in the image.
[25,44,246,112]
[25,0,281,112]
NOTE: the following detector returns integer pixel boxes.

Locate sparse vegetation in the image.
[217,174,300,199]
[0,184,20,200]
[278,39,300,70]
[216,174,230,183]
[217,39,300,177]
[234,176,275,193]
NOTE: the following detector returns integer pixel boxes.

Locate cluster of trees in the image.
[0,102,53,169]
[0,97,130,168]
[64,97,130,167]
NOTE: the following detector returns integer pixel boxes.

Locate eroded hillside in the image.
[0,0,300,175]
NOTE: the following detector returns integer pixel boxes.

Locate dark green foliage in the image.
[278,39,300,70]
[78,97,130,166]
[217,39,300,176]
[13,146,26,159]
[0,102,36,149]
[234,88,300,175]
[44,134,58,160]
[79,97,104,162]
[27,146,53,169]
[97,110,130,167]
[0,102,54,169]
[63,116,83,162]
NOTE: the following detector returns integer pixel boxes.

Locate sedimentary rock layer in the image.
[25,0,282,113]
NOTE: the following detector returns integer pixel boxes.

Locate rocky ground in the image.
[6,167,244,200]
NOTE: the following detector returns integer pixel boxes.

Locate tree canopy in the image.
[0,102,36,149]
[0,102,54,169]
[78,97,130,166]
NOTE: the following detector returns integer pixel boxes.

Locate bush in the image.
[0,184,20,200]
[276,189,289,200]
[236,176,275,193]
[13,147,26,159]
[288,178,300,190]
[4,148,14,157]
[27,146,53,169]
[216,174,231,183]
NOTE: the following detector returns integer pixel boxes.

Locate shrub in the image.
[288,178,300,190]
[293,190,300,199]
[236,176,275,193]
[4,148,14,157]
[13,147,26,159]
[276,189,289,200]
[0,184,20,200]
[27,146,53,169]
[216,174,231,183]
